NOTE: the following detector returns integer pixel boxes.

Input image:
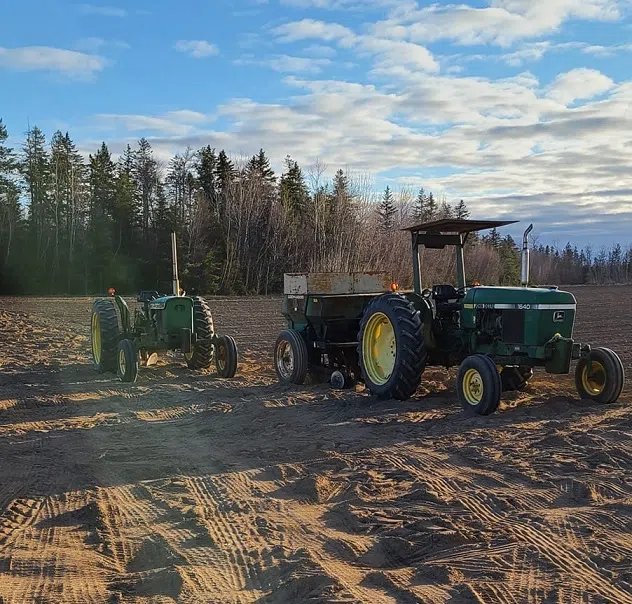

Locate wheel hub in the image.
[276,340,295,379]
[362,312,396,385]
[463,368,484,405]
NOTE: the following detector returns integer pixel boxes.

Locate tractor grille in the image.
[502,310,524,343]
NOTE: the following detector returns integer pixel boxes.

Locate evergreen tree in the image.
[197,146,218,215]
[485,227,501,249]
[412,187,426,222]
[439,200,454,219]
[133,138,159,243]
[216,149,235,201]
[377,185,397,233]
[498,235,520,285]
[455,199,469,219]
[426,192,438,220]
[22,126,51,290]
[279,155,309,217]
[88,143,116,291]
[0,120,22,290]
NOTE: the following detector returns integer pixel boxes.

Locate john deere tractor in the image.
[274,219,625,415]
[90,233,238,383]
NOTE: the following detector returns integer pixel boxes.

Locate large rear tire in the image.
[186,296,215,370]
[274,329,308,385]
[575,347,625,404]
[358,293,425,400]
[458,355,502,415]
[215,335,238,378]
[91,298,120,374]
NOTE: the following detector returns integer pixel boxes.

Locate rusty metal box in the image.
[283,272,392,296]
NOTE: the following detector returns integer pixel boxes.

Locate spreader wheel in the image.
[575,347,625,404]
[117,339,139,383]
[91,298,120,374]
[274,329,308,385]
[501,366,533,392]
[186,296,215,370]
[358,293,426,400]
[215,335,238,378]
[458,354,503,415]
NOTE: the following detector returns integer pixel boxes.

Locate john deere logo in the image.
[553,311,565,322]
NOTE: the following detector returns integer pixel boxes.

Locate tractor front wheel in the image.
[186,297,215,370]
[458,355,502,415]
[215,335,238,378]
[91,299,120,374]
[575,347,625,404]
[358,293,426,400]
[117,339,139,383]
[274,329,308,385]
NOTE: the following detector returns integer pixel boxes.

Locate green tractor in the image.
[90,233,238,383]
[274,219,625,415]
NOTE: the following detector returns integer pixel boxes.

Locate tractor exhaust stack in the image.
[171,231,180,296]
[521,223,533,287]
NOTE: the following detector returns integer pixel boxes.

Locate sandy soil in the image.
[0,286,631,603]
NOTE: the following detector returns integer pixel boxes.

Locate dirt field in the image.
[0,286,631,603]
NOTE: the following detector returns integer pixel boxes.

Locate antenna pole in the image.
[171,232,180,296]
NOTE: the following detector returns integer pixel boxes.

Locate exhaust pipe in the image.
[521,224,533,287]
[171,231,180,296]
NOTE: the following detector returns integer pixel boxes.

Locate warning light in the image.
[390,282,399,292]
[108,287,116,295]
[471,281,480,287]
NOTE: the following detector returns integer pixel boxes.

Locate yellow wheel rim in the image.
[463,368,484,405]
[91,313,101,364]
[119,348,126,376]
[582,361,606,395]
[362,312,396,385]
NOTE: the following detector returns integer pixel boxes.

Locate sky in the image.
[1,0,631,248]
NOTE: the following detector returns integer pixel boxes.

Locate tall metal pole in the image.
[521,224,533,287]
[456,234,466,290]
[412,232,422,294]
[171,232,180,296]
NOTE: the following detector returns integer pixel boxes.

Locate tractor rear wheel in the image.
[358,293,426,400]
[458,355,502,415]
[575,347,625,404]
[215,335,238,378]
[186,296,215,370]
[274,329,308,385]
[91,299,120,374]
[117,339,139,383]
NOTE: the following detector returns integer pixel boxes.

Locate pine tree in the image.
[0,120,22,288]
[216,150,235,200]
[22,126,51,290]
[498,235,520,285]
[455,199,469,219]
[377,186,397,233]
[133,138,159,242]
[412,188,426,222]
[439,200,454,219]
[197,146,218,215]
[485,227,501,249]
[88,143,116,292]
[426,192,437,220]
[279,155,310,217]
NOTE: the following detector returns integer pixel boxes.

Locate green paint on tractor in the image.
[274,219,626,415]
[89,232,238,383]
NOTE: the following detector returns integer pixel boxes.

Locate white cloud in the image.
[235,54,332,73]
[174,40,219,58]
[546,68,615,105]
[74,37,130,52]
[78,4,127,17]
[0,46,108,79]
[303,44,338,58]
[272,19,438,73]
[370,0,622,47]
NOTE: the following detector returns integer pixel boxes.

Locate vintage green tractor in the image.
[90,233,238,383]
[274,219,625,415]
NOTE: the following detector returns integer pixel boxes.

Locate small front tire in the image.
[215,335,238,378]
[274,329,308,385]
[117,339,139,383]
[458,355,502,415]
[575,347,625,404]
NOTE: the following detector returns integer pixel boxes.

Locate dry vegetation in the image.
[0,287,631,603]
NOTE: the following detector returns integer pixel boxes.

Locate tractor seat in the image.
[432,284,459,302]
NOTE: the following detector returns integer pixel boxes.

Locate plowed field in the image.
[0,286,631,603]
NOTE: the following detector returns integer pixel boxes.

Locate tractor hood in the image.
[463,286,576,309]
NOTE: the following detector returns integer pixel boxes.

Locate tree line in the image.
[1,119,630,296]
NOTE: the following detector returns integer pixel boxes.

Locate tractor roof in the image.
[402,218,518,234]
